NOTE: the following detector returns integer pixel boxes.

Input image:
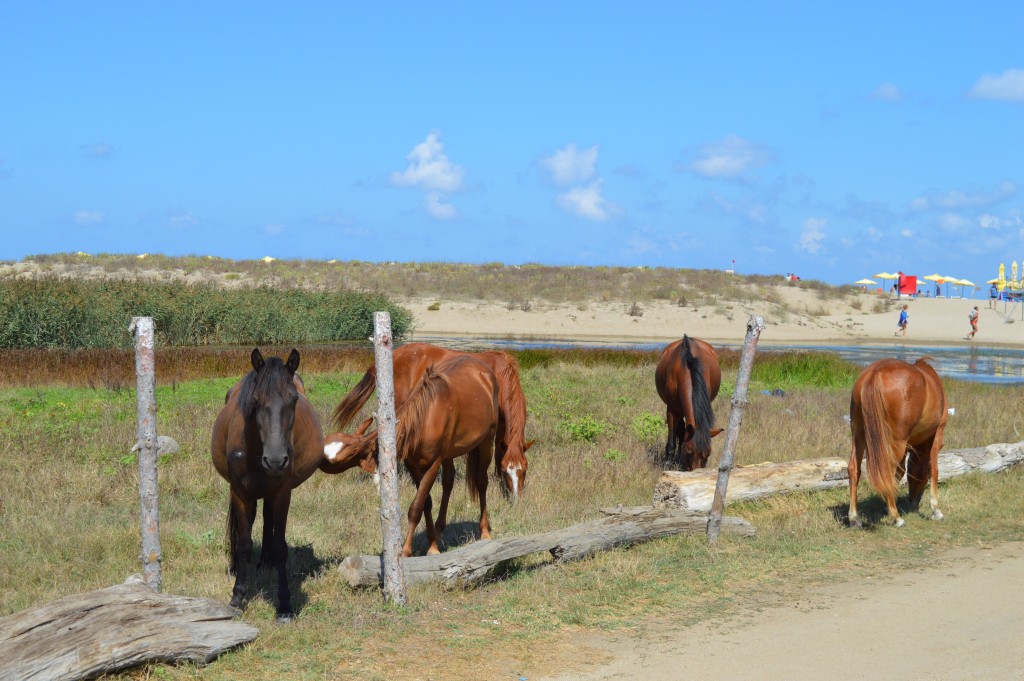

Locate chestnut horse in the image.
[848,358,948,528]
[324,354,499,557]
[654,336,723,470]
[211,349,324,621]
[332,343,532,530]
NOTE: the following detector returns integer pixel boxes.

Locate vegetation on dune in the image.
[1,347,1022,679]
[9,252,859,305]
[0,278,412,350]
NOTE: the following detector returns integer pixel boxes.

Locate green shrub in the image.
[630,413,665,441]
[561,413,607,442]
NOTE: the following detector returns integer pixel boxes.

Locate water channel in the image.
[415,336,1024,385]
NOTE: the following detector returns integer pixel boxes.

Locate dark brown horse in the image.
[211,349,324,621]
[332,343,532,530]
[324,354,499,557]
[654,335,723,470]
[848,358,948,528]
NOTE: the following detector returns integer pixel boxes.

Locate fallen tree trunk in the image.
[339,506,755,589]
[654,441,1024,512]
[0,575,258,681]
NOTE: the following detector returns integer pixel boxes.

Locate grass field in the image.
[1,347,1022,680]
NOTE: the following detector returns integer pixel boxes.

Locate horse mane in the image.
[491,352,526,443]
[394,366,451,460]
[332,364,377,430]
[683,336,715,455]
[860,369,898,505]
[236,357,295,420]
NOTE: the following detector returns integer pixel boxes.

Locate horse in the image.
[848,358,948,528]
[654,335,723,470]
[332,343,533,532]
[323,354,499,557]
[210,348,325,622]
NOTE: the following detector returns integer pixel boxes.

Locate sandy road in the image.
[543,542,1024,681]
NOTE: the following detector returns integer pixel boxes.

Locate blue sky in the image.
[1,3,1022,286]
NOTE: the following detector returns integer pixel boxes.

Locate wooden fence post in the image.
[707,315,765,546]
[372,312,407,605]
[130,316,162,591]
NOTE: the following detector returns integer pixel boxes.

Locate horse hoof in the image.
[849,519,863,529]
[275,612,295,624]
[229,595,244,610]
[427,546,441,556]
[895,517,906,528]
[932,510,945,521]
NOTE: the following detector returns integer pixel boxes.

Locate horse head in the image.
[322,418,377,475]
[681,426,724,470]
[500,439,534,499]
[241,347,301,476]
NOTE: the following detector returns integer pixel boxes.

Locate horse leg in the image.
[267,485,295,622]
[259,499,275,569]
[886,439,909,527]
[926,433,945,520]
[404,463,442,557]
[228,490,256,610]
[476,439,495,541]
[848,433,864,528]
[435,460,456,537]
[905,444,929,514]
[664,409,676,460]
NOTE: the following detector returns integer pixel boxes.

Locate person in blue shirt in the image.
[989,284,998,309]
[896,304,909,337]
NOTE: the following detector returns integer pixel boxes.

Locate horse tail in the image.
[683,336,715,455]
[860,372,899,505]
[466,450,481,503]
[332,365,377,430]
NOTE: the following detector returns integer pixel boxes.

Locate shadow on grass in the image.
[243,542,331,617]
[829,493,929,529]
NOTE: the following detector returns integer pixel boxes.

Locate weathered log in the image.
[654,441,1024,512]
[338,506,755,589]
[0,575,258,681]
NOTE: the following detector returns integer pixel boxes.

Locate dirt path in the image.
[543,542,1024,681]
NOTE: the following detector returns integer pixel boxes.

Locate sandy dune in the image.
[404,286,1024,348]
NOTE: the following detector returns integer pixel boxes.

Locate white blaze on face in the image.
[505,463,521,496]
[324,441,344,462]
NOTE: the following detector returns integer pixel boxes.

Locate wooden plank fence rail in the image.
[339,506,756,589]
[0,575,258,681]
[654,441,1024,513]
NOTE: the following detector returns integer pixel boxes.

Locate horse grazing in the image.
[324,354,499,557]
[211,348,324,621]
[332,343,532,528]
[848,358,948,528]
[654,335,723,470]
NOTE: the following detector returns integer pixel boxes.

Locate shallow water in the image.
[415,336,1024,384]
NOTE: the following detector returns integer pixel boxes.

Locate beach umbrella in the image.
[854,278,877,286]
[922,273,946,296]
[999,263,1006,291]
[1013,262,1020,289]
[873,272,898,279]
[941,276,960,298]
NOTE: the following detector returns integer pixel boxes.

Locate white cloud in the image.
[866,227,882,241]
[798,217,826,253]
[870,82,903,101]
[689,135,772,179]
[541,143,599,185]
[167,211,198,229]
[424,192,458,219]
[557,180,609,221]
[968,68,1024,102]
[390,131,465,192]
[265,223,285,235]
[979,209,1023,230]
[73,209,105,225]
[910,182,1018,210]
[938,213,969,231]
[901,229,914,238]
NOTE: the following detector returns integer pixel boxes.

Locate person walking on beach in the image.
[968,306,979,340]
[989,284,998,309]
[896,304,909,337]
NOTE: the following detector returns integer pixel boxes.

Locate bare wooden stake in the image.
[130,316,162,592]
[707,315,765,546]
[372,312,407,605]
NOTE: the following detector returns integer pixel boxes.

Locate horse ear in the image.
[251,348,264,371]
[355,417,374,436]
[523,439,536,452]
[709,428,724,438]
[287,348,300,373]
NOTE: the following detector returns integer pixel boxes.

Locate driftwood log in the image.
[0,575,258,681]
[654,441,1024,512]
[339,506,755,589]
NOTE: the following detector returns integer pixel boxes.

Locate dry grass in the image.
[1,350,1022,680]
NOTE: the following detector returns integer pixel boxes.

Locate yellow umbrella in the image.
[854,278,877,286]
[999,263,1006,291]
[873,272,899,279]
[1013,261,1019,285]
[986,278,999,284]
[922,273,945,282]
